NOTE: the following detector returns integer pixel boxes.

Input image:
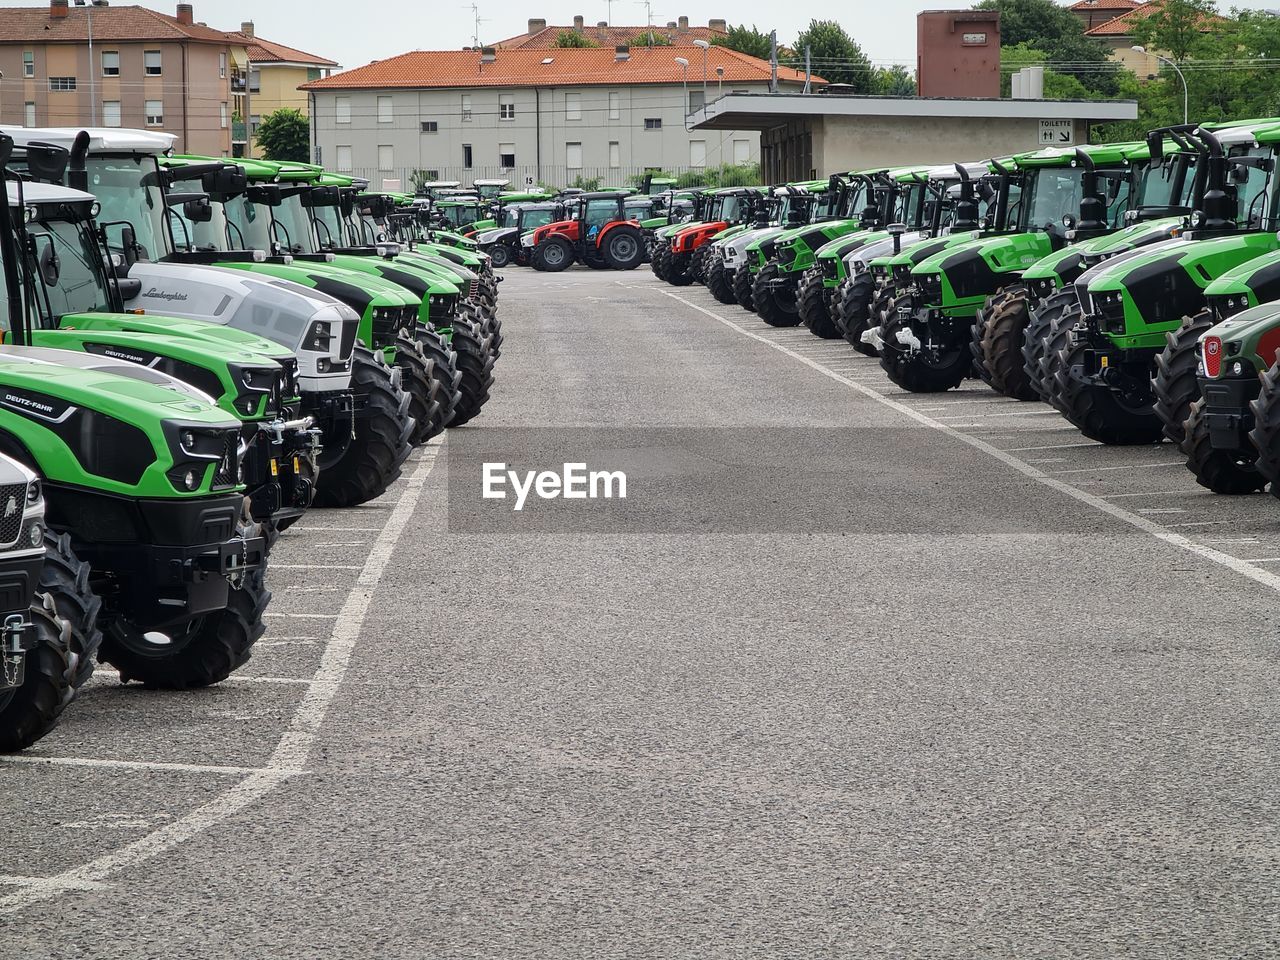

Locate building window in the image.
[250,114,261,134]
[565,93,581,122]
[462,144,473,169]
[608,92,620,120]
[644,118,662,130]
[378,145,393,172]
[499,95,515,121]
[421,121,438,133]
[101,50,119,77]
[335,97,351,124]
[609,141,620,169]
[336,145,353,172]
[144,50,162,76]
[499,143,515,168]
[22,51,33,78]
[102,101,121,127]
[219,52,227,79]
[23,103,35,128]
[566,142,582,171]
[378,96,393,124]
[690,140,707,169]
[249,69,260,93]
[145,100,164,126]
[220,102,228,129]
[733,140,750,165]
[49,77,77,92]
[689,90,705,113]
[461,94,472,121]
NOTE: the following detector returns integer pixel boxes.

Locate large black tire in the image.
[650,244,670,281]
[1053,339,1163,444]
[0,535,103,751]
[416,327,461,439]
[1248,352,1280,498]
[706,253,736,305]
[753,263,801,327]
[460,302,502,360]
[449,317,495,428]
[689,244,710,285]
[980,286,1039,401]
[878,302,969,393]
[604,226,644,270]
[1153,309,1215,445]
[1182,399,1267,494]
[1041,301,1084,416]
[799,267,841,339]
[394,333,440,446]
[314,346,413,508]
[101,557,271,690]
[838,273,877,356]
[665,251,694,286]
[969,291,1008,388]
[488,244,511,268]
[1021,288,1075,403]
[533,236,573,272]
[733,262,757,312]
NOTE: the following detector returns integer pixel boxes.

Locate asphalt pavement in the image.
[1,265,1277,958]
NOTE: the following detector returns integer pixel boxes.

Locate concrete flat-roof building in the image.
[690,93,1139,181]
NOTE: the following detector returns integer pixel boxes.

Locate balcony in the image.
[232,120,247,143]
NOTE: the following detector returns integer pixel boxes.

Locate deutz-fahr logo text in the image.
[103,347,148,365]
[142,288,189,302]
[3,394,55,416]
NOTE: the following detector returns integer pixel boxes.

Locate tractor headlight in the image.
[303,320,335,352]
[1232,361,1247,377]
[183,470,198,490]
[25,480,40,505]
[28,522,43,548]
[522,235,535,247]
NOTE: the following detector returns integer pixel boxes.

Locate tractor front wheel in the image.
[1183,399,1267,494]
[705,253,736,304]
[733,263,757,312]
[416,327,461,438]
[878,305,969,393]
[488,244,511,268]
[604,227,644,271]
[799,267,840,339]
[533,236,574,272]
[1021,288,1074,403]
[394,333,440,446]
[1052,339,1163,445]
[666,251,694,286]
[838,274,877,355]
[1248,354,1280,498]
[753,263,801,327]
[1153,309,1215,444]
[980,286,1038,401]
[449,317,496,428]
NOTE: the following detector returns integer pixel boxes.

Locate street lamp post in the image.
[74,0,108,126]
[674,56,689,130]
[693,39,710,105]
[1133,44,1188,125]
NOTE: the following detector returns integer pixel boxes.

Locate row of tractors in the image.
[646,120,1280,497]
[0,125,503,752]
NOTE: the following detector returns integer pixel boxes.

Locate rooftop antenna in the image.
[634,0,654,29]
[603,0,613,25]
[463,2,488,48]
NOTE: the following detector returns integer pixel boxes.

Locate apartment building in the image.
[302,45,814,188]
[0,1,244,156]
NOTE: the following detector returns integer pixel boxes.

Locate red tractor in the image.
[528,191,646,272]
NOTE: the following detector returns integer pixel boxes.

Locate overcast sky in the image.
[9,0,1280,71]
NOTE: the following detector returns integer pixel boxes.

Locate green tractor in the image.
[735,183,831,312]
[1054,121,1280,444]
[652,187,757,287]
[880,143,1136,393]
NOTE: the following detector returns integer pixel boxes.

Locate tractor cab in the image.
[527,191,645,272]
[472,178,510,200]
[414,180,462,200]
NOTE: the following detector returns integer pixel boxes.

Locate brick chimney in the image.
[240,20,254,37]
[573,15,584,31]
[527,18,547,33]
[176,3,194,25]
[50,0,68,19]
[677,15,689,33]
[709,19,727,33]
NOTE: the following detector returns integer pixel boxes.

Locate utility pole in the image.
[603,0,613,25]
[73,0,102,126]
[769,30,778,93]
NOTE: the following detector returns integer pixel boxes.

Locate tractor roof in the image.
[7,179,96,210]
[418,181,461,189]
[578,190,631,199]
[1014,141,1132,168]
[473,178,510,186]
[2,125,174,155]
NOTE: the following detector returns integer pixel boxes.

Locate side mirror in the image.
[183,198,213,223]
[120,224,139,268]
[1231,163,1250,185]
[36,237,60,287]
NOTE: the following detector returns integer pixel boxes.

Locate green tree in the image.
[711,24,773,60]
[873,65,916,97]
[630,30,671,47]
[554,30,599,48]
[1000,42,1093,100]
[787,19,873,92]
[255,108,309,163]
[975,0,1119,96]
[1131,0,1219,62]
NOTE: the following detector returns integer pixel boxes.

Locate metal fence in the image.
[340,163,760,193]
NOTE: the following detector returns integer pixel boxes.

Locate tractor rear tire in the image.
[878,305,969,393]
[488,244,511,268]
[799,268,840,338]
[604,227,644,271]
[1053,338,1163,445]
[753,263,801,327]
[394,333,440,446]
[706,253,736,304]
[1248,352,1280,497]
[314,346,413,508]
[1021,288,1074,403]
[838,274,877,355]
[533,236,573,272]
[414,327,461,439]
[449,317,496,428]
[1154,309,1215,445]
[733,263,757,312]
[980,286,1039,401]
[1182,399,1267,494]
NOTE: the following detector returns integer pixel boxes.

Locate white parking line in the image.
[0,441,442,918]
[271,565,362,571]
[1004,442,1100,452]
[1103,490,1196,498]
[0,756,300,776]
[287,526,381,533]
[1048,461,1184,476]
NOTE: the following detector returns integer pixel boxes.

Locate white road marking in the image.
[286,526,381,533]
[1047,461,1184,476]
[268,613,338,620]
[663,289,1280,596]
[0,441,442,917]
[271,564,362,571]
[1138,508,1187,514]
[1103,490,1197,498]
[1003,441,1100,452]
[0,756,298,776]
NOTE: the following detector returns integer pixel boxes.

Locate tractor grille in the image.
[372,306,403,342]
[776,245,798,267]
[279,357,300,399]
[893,264,912,285]
[0,484,26,546]
[1091,293,1127,335]
[339,318,358,361]
[821,258,840,281]
[213,431,241,490]
[917,273,943,304]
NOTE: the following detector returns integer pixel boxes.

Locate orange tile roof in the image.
[0,4,234,44]
[225,31,337,67]
[497,24,724,49]
[1068,0,1141,10]
[301,46,816,91]
[1085,0,1219,37]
